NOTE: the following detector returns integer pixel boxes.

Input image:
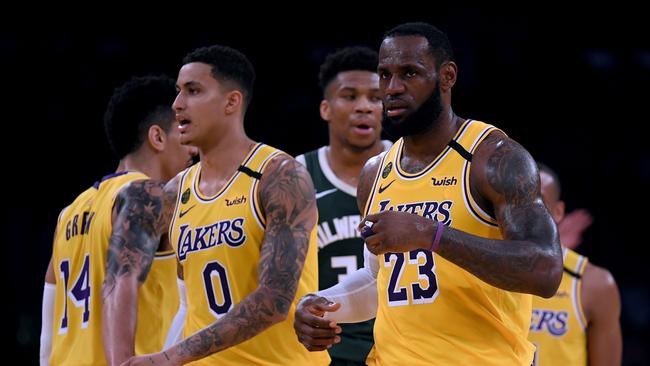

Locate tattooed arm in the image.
[362,132,562,297]
[444,132,563,296]
[150,155,317,364]
[102,176,179,366]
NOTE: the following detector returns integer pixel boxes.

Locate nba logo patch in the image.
[181,188,191,204]
[382,162,393,178]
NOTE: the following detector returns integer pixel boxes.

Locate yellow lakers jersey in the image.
[529,248,588,366]
[169,143,330,366]
[51,172,179,365]
[135,249,179,355]
[364,120,535,366]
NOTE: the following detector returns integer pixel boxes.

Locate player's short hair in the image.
[183,45,256,109]
[103,75,176,160]
[385,22,455,68]
[318,46,378,93]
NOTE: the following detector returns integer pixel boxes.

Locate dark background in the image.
[5,10,649,365]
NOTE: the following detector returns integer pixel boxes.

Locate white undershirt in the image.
[317,246,379,323]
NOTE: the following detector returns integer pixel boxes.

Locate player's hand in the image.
[360,211,436,255]
[558,209,593,249]
[120,351,179,366]
[293,294,342,351]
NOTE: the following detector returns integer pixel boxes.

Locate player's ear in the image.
[320,99,331,122]
[224,90,243,115]
[439,61,457,92]
[147,124,167,152]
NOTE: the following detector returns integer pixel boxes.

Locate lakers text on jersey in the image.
[529,248,588,366]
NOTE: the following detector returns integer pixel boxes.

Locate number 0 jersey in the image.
[51,172,179,365]
[364,120,535,366]
[169,143,330,366]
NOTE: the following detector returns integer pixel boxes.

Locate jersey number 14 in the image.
[58,255,91,333]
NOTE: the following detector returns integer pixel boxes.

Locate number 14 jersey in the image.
[51,172,179,365]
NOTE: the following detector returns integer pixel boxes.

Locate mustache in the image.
[381,85,442,138]
[384,96,407,104]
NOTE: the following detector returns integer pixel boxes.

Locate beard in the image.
[382,84,443,138]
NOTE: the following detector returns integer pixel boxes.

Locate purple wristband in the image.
[431,221,444,252]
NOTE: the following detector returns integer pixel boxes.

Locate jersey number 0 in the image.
[203,260,234,317]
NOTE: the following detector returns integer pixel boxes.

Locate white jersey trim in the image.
[572,255,587,332]
[311,141,392,198]
[318,146,358,197]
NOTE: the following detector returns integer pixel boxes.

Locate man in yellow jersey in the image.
[40,75,197,365]
[529,163,621,366]
[124,45,329,366]
[294,22,563,365]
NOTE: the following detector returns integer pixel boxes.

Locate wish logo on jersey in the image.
[378,199,453,225]
[177,218,246,260]
[530,309,569,336]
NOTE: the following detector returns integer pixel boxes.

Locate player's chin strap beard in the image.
[381,85,443,138]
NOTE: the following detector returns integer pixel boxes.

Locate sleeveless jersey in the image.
[529,248,588,366]
[364,120,535,366]
[51,171,179,365]
[297,143,390,362]
[169,143,330,366]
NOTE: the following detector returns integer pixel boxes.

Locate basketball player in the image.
[40,75,196,365]
[529,163,621,366]
[294,22,563,365]
[123,45,329,366]
[295,46,389,365]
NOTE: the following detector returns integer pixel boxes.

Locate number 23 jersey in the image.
[364,120,534,366]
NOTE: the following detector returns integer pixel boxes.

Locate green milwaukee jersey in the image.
[296,143,390,363]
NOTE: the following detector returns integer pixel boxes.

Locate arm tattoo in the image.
[437,135,562,296]
[485,136,548,241]
[162,177,181,239]
[486,137,538,216]
[257,157,314,313]
[177,156,316,359]
[102,179,173,298]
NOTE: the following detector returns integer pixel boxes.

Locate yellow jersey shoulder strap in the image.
[89,171,149,202]
[449,119,505,161]
[240,143,286,178]
[453,120,503,225]
[563,248,588,278]
[563,248,589,330]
